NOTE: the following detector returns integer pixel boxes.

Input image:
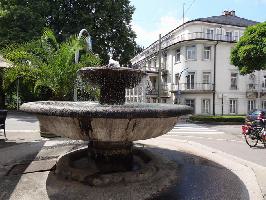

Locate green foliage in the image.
[2,29,101,101]
[189,115,245,123]
[231,22,266,74]
[0,0,139,65]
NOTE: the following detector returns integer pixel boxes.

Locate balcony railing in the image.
[161,32,237,49]
[146,84,169,96]
[146,88,158,96]
[132,32,239,61]
[247,83,259,91]
[172,83,214,92]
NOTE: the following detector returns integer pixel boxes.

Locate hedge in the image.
[189,115,245,123]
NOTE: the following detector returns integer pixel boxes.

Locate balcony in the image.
[137,32,238,60]
[146,88,158,96]
[246,84,259,98]
[146,84,170,97]
[171,83,214,93]
[161,32,237,49]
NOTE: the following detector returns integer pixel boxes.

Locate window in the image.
[203,72,211,84]
[248,100,256,112]
[226,31,233,41]
[162,99,167,103]
[234,31,239,41]
[186,46,196,60]
[206,29,214,39]
[185,99,195,113]
[154,59,157,68]
[230,73,238,90]
[262,100,266,109]
[134,88,138,95]
[202,72,211,90]
[262,76,266,88]
[186,72,195,89]
[216,28,222,40]
[148,60,151,69]
[175,74,180,85]
[175,48,181,62]
[229,99,238,114]
[202,99,210,114]
[203,46,211,60]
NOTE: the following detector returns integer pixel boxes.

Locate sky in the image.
[130,0,266,48]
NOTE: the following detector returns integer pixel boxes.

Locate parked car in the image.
[245,109,266,124]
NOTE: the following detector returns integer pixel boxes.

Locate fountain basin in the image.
[20,101,192,141]
[78,67,146,105]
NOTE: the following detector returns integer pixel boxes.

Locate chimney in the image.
[230,10,235,16]
[222,10,236,16]
[223,10,230,16]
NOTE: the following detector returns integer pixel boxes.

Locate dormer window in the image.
[206,29,214,39]
[226,31,233,41]
[234,31,239,41]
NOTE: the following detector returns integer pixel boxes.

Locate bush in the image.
[189,115,245,123]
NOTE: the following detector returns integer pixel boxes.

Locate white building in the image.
[128,11,263,115]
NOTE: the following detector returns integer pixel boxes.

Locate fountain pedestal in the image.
[89,141,133,172]
[100,86,125,105]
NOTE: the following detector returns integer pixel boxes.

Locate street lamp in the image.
[74,29,92,101]
[16,76,22,110]
[175,67,188,104]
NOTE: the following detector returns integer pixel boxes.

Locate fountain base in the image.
[89,141,133,173]
[55,146,178,187]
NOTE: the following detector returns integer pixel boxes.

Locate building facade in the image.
[128,11,263,115]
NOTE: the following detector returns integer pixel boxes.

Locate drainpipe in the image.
[158,34,162,103]
[213,41,219,116]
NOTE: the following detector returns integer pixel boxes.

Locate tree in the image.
[0,0,139,65]
[231,22,266,74]
[0,0,48,47]
[2,29,101,102]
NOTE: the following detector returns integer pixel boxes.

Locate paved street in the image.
[162,123,266,167]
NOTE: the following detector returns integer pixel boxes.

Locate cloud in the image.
[132,15,189,48]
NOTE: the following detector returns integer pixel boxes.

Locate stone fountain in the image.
[20,65,192,197]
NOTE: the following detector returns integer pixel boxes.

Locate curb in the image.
[139,138,265,200]
[188,120,243,125]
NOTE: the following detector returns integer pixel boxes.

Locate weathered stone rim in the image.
[20,101,193,118]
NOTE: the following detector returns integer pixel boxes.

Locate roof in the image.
[192,15,258,27]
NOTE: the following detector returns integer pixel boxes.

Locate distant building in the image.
[127,11,261,115]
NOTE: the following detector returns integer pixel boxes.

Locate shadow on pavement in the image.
[0,140,45,199]
[148,147,249,200]
[45,145,249,200]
